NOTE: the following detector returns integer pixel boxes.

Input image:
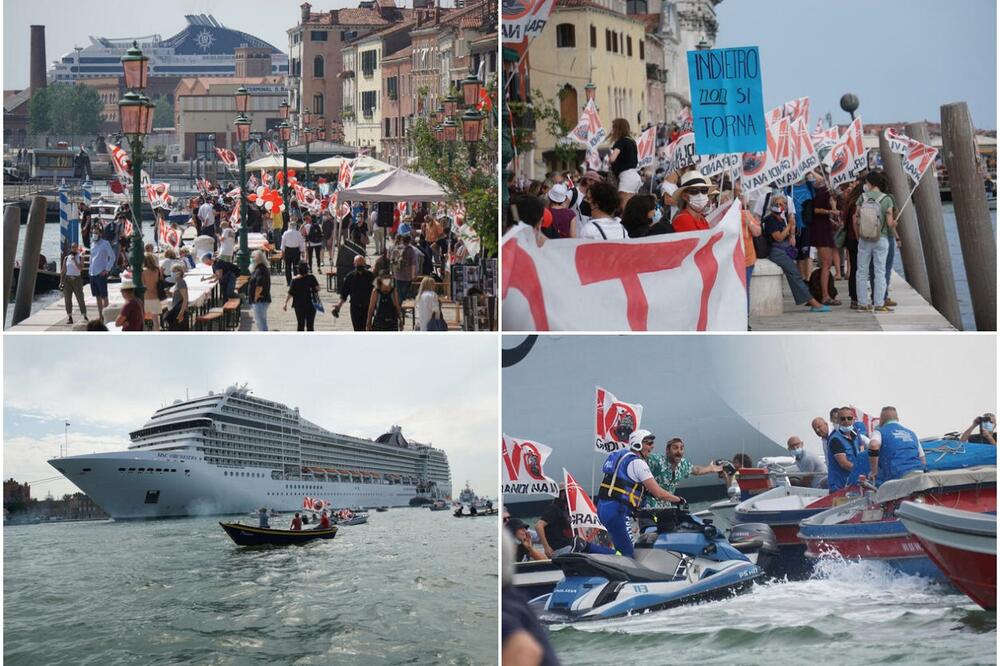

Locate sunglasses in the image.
[839,416,855,422]
[686,187,709,195]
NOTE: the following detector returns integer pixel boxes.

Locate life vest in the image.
[597,449,646,509]
[875,421,923,485]
[826,429,870,491]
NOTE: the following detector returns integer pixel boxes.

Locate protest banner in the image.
[884,128,939,184]
[595,387,644,453]
[740,116,792,193]
[664,131,697,174]
[585,147,602,171]
[575,100,607,149]
[502,435,560,496]
[501,0,556,43]
[771,117,819,187]
[687,46,766,155]
[827,118,866,188]
[501,201,748,331]
[636,126,657,169]
[697,152,742,178]
[565,469,606,532]
[846,118,868,178]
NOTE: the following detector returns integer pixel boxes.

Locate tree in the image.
[28,83,103,136]
[152,95,174,129]
[27,87,52,134]
[509,88,580,166]
[406,88,499,256]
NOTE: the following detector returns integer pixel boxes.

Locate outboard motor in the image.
[728,522,780,576]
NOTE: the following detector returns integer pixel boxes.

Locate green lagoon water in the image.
[4,509,497,665]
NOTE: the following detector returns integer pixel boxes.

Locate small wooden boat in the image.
[375,506,389,512]
[11,267,62,295]
[219,521,337,546]
[337,515,368,526]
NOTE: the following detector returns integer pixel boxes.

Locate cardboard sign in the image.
[687,46,766,155]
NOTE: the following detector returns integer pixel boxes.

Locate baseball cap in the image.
[506,518,528,532]
[547,183,569,204]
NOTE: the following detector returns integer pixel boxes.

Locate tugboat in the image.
[458,481,478,506]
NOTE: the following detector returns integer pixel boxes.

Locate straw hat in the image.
[676,169,719,195]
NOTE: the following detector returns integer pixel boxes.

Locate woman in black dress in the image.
[283,262,320,331]
[367,274,401,331]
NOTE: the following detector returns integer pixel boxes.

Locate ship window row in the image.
[223,471,265,478]
[117,467,183,473]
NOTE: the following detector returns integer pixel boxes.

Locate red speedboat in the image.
[897,501,997,610]
[798,467,996,578]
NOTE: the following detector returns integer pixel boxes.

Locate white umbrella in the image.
[245,155,307,170]
[339,168,447,202]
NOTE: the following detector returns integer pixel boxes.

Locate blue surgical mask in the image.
[651,208,663,224]
[984,421,995,433]
[792,448,804,461]
[839,424,853,433]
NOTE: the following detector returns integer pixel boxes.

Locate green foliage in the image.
[407,96,498,255]
[152,95,174,128]
[27,83,103,135]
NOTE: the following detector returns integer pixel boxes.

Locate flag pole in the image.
[893,180,919,220]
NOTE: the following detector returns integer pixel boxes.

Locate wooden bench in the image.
[400,298,416,330]
[195,309,224,332]
[235,276,250,294]
[325,268,337,292]
[222,298,242,330]
[269,253,283,276]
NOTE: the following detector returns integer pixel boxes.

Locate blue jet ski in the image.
[530,505,774,623]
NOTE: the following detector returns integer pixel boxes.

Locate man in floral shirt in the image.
[646,437,724,508]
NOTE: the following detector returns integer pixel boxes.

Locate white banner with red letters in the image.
[502,435,560,496]
[884,128,938,184]
[663,131,697,174]
[741,116,793,193]
[595,386,643,454]
[565,469,606,532]
[570,100,607,150]
[827,117,867,188]
[501,201,748,331]
[636,126,657,169]
[502,0,557,43]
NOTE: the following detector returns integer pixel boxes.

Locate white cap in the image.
[629,429,654,451]
[547,183,569,204]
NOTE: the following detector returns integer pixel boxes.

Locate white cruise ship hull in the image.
[50,450,419,520]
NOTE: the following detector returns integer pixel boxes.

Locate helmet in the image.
[629,429,654,452]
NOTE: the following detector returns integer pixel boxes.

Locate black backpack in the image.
[307,223,322,243]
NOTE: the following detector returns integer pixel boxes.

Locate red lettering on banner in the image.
[693,232,723,331]
[501,237,550,330]
[575,239,699,330]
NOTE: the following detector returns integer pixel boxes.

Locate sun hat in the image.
[547,183,569,204]
[676,169,719,194]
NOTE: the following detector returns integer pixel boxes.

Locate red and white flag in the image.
[884,128,938,184]
[501,201,748,331]
[338,159,355,191]
[158,217,180,249]
[676,107,694,133]
[215,147,238,170]
[595,386,643,454]
[772,117,819,187]
[502,435,559,496]
[741,116,793,193]
[564,469,605,532]
[827,117,866,188]
[766,97,810,128]
[108,143,132,183]
[811,126,840,152]
[636,126,656,169]
[571,100,606,149]
[664,131,697,174]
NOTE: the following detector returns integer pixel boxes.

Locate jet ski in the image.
[529,505,774,623]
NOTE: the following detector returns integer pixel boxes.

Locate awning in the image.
[246,155,307,170]
[339,168,446,202]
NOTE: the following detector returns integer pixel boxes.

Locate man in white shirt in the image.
[280,222,305,285]
[197,198,214,234]
[786,435,827,489]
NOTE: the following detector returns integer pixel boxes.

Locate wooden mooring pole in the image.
[3,205,22,325]
[11,196,48,326]
[940,102,996,331]
[878,131,930,300]
[905,122,963,330]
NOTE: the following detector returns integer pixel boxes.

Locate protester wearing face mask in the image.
[620,195,670,237]
[762,193,830,313]
[808,170,840,305]
[671,170,716,232]
[960,412,997,445]
[786,436,827,489]
[825,407,871,491]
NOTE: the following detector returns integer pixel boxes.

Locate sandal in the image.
[823,299,842,306]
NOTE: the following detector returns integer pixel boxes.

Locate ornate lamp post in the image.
[461,108,485,168]
[302,109,312,185]
[442,116,457,168]
[584,82,596,104]
[443,94,459,118]
[118,41,154,297]
[278,100,290,215]
[461,72,481,109]
[304,127,313,185]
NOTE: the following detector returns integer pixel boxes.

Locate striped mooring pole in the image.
[58,179,69,255]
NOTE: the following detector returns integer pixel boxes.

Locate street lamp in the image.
[461,73,481,108]
[234,109,252,276]
[584,82,596,104]
[443,94,459,118]
[63,420,70,458]
[118,41,153,298]
[304,127,312,184]
[461,108,485,168]
[442,116,457,167]
[235,85,250,114]
[279,121,291,232]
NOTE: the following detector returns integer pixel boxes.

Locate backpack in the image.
[857,193,887,241]
[392,245,414,276]
[307,223,322,244]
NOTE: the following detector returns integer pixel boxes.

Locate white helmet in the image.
[629,429,654,452]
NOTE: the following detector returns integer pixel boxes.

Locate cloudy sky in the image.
[716,0,997,129]
[4,335,498,500]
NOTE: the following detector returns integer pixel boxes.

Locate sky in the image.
[3,335,498,500]
[715,0,997,129]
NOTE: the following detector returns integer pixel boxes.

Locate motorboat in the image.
[11,266,62,295]
[897,501,996,610]
[513,560,567,600]
[338,515,368,526]
[428,500,451,511]
[529,506,771,623]
[375,506,389,512]
[798,467,996,578]
[219,521,337,546]
[453,507,498,518]
[703,458,808,533]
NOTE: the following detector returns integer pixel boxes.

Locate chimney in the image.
[433,5,440,24]
[300,2,312,24]
[329,9,339,23]
[30,25,46,94]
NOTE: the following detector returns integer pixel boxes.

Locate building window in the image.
[627,36,633,57]
[195,133,216,160]
[385,118,391,137]
[555,24,575,48]
[291,58,301,77]
[310,30,328,42]
[590,25,597,48]
[361,50,378,77]
[313,94,324,116]
[361,91,377,117]
[386,76,398,100]
[626,0,648,12]
[605,29,611,51]
[613,33,619,53]
[314,55,324,78]
[640,41,645,60]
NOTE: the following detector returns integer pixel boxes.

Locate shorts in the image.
[795,226,812,260]
[144,298,162,314]
[90,274,108,299]
[617,169,641,194]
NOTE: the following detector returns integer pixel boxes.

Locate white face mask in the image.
[689,194,709,211]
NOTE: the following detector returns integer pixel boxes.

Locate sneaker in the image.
[874,305,894,313]
[67,316,74,324]
[858,304,874,312]
[850,301,859,310]
[884,298,898,307]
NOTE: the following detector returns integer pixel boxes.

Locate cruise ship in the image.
[49,14,288,83]
[49,386,451,519]
[502,335,995,512]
